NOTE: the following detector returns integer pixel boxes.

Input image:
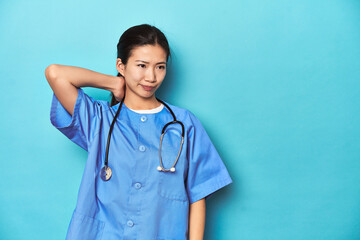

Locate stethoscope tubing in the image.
[104,94,125,167]
[101,92,185,181]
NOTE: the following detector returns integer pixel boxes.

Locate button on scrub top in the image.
[50,88,233,240]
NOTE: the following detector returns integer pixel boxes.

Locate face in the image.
[116,44,167,100]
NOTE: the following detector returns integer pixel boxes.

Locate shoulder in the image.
[161,101,203,130]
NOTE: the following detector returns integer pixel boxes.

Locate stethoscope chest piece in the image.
[100,165,112,181]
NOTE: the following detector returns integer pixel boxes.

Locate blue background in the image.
[1,0,360,239]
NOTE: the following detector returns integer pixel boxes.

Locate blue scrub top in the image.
[50,88,233,240]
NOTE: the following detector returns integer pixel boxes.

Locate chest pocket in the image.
[157,127,189,202]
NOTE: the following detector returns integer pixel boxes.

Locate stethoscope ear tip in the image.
[157,166,176,172]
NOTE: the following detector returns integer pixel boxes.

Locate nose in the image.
[145,68,156,83]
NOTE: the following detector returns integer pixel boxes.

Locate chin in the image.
[139,92,155,99]
[141,88,156,95]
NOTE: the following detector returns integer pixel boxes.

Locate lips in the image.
[141,84,155,91]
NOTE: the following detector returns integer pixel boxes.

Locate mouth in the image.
[140,84,155,91]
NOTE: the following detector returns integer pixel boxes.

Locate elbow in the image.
[45,64,59,83]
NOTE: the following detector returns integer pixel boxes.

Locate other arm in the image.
[44,64,124,116]
[189,198,206,240]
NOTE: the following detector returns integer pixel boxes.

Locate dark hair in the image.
[110,24,171,106]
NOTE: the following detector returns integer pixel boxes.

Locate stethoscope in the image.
[100,93,185,181]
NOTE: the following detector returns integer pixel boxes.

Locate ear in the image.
[116,58,125,76]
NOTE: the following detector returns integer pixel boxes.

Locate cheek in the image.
[158,71,166,81]
[156,68,166,76]
[125,68,143,83]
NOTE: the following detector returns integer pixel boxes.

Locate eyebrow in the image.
[135,60,166,65]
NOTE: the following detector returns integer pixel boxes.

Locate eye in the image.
[138,64,146,68]
[157,65,166,70]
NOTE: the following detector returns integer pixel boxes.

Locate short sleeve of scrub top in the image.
[185,111,233,204]
[50,88,104,152]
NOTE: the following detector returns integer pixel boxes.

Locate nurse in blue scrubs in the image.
[45,24,233,240]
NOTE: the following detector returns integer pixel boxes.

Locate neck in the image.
[124,91,161,110]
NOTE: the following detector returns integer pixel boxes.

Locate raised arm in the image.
[44,64,124,116]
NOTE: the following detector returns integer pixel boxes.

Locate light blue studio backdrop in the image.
[0,0,360,239]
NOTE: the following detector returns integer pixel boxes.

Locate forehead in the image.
[129,44,167,62]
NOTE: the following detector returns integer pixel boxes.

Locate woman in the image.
[45,24,232,240]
